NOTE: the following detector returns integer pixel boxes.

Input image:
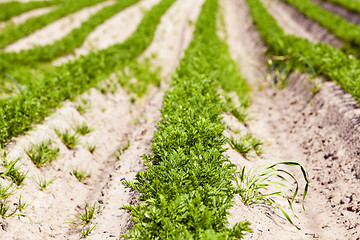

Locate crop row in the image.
[0,0,109,48]
[121,0,252,238]
[0,0,61,22]
[324,0,360,14]
[0,0,176,147]
[281,0,360,47]
[0,0,140,75]
[246,0,360,102]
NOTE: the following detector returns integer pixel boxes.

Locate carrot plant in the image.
[74,122,93,136]
[35,176,56,190]
[122,0,252,238]
[72,169,90,182]
[1,152,27,186]
[55,129,78,150]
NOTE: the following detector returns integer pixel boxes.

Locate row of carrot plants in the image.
[0,0,139,74]
[0,0,109,48]
[0,0,176,147]
[121,0,252,238]
[281,0,360,47]
[0,0,61,22]
[246,0,360,102]
[324,0,360,14]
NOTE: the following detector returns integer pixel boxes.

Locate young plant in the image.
[1,153,27,186]
[17,195,31,212]
[74,122,94,136]
[0,201,16,218]
[71,202,101,225]
[115,138,130,160]
[229,134,263,158]
[88,145,96,154]
[81,224,96,238]
[234,161,309,229]
[0,183,16,200]
[73,169,90,182]
[36,176,56,191]
[26,140,59,167]
[55,129,78,149]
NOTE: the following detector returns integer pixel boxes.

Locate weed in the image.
[17,195,31,212]
[55,129,78,149]
[36,176,56,191]
[81,224,96,238]
[71,202,101,225]
[0,183,16,200]
[88,145,96,154]
[1,153,27,186]
[26,140,59,167]
[0,201,16,218]
[74,122,93,136]
[73,169,90,182]
[234,161,309,229]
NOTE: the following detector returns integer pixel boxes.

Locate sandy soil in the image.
[0,6,55,30]
[53,0,161,66]
[223,0,360,239]
[0,0,204,239]
[262,0,344,48]
[4,0,115,52]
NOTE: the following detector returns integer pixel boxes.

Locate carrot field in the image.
[1,0,360,239]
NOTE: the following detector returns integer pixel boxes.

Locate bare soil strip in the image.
[4,0,115,52]
[0,6,55,29]
[53,0,161,66]
[261,0,344,48]
[222,0,360,239]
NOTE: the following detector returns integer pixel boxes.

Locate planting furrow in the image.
[4,0,115,52]
[53,0,160,66]
[0,0,109,49]
[261,0,343,47]
[0,6,55,29]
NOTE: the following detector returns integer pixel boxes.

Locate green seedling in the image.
[71,202,101,225]
[1,153,27,186]
[115,138,130,160]
[88,145,96,154]
[0,201,16,218]
[81,224,96,238]
[74,122,94,136]
[36,176,56,191]
[229,134,263,158]
[234,161,309,229]
[55,129,78,149]
[0,183,16,200]
[26,140,59,167]
[73,169,90,182]
[17,195,31,212]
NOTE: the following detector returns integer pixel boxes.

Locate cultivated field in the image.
[1,0,360,239]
